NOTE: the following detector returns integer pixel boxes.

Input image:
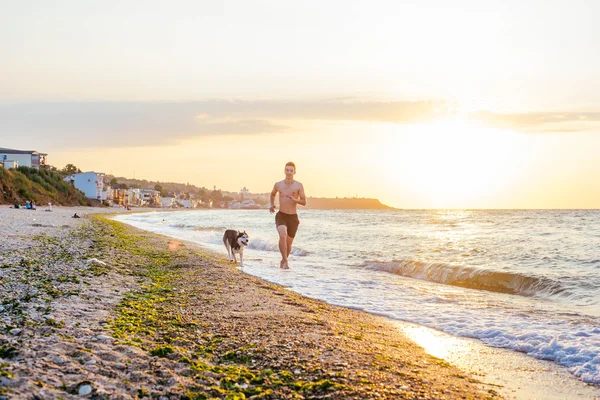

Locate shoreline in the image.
[1,206,598,399]
[0,206,498,399]
[113,209,600,400]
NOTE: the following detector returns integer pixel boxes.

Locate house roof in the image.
[0,147,47,155]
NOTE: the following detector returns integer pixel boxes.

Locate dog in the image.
[223,229,249,267]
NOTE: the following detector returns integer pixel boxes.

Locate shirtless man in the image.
[270,162,306,269]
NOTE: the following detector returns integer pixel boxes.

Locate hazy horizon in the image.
[2,0,599,209]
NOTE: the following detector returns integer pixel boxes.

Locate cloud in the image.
[469,110,600,133]
[1,100,598,150]
[0,99,449,148]
[185,99,449,123]
[0,101,291,148]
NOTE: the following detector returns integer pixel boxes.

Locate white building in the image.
[139,189,160,206]
[174,199,194,208]
[0,148,48,169]
[123,188,141,206]
[160,197,175,208]
[64,172,108,200]
[2,160,18,169]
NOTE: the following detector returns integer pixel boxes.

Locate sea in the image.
[113,209,600,385]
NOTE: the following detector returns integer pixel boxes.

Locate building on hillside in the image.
[237,187,268,204]
[109,188,137,207]
[139,189,161,207]
[174,199,194,208]
[1,160,18,169]
[125,188,141,206]
[0,148,48,169]
[64,172,109,200]
[160,197,175,208]
[111,189,124,206]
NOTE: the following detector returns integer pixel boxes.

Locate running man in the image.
[270,162,306,269]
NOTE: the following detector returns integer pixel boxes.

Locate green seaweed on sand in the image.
[89,215,351,398]
[87,215,499,399]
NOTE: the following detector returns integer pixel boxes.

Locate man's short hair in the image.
[285,161,296,171]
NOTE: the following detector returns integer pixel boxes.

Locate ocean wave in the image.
[169,223,195,228]
[193,226,227,232]
[248,238,309,256]
[362,259,571,299]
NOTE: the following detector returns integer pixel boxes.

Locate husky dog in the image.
[223,229,249,267]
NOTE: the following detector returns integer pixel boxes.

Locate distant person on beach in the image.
[270,162,306,269]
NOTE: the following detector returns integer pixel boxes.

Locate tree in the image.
[209,190,223,202]
[153,184,168,196]
[61,164,81,175]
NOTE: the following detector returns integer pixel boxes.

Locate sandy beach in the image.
[0,205,507,399]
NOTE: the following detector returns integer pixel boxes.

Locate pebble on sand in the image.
[86,258,107,266]
[78,384,92,396]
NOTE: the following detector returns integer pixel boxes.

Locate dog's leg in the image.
[239,252,244,267]
[232,251,237,263]
[224,242,233,261]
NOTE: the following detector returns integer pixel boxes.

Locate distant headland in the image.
[306,197,394,210]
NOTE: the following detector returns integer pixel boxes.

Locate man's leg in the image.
[286,236,294,258]
[277,225,289,268]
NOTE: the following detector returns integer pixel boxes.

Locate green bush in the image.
[0,166,88,205]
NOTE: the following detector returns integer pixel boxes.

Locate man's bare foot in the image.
[281,261,290,270]
[280,259,284,268]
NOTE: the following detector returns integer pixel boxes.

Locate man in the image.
[270,162,306,269]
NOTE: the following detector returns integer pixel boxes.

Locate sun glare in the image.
[382,119,526,208]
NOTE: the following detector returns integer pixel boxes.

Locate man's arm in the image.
[269,183,278,213]
[297,183,306,206]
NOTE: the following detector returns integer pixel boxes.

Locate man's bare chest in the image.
[279,184,299,197]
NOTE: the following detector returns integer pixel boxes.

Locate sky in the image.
[1,0,599,208]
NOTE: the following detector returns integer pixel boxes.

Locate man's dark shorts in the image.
[275,211,300,238]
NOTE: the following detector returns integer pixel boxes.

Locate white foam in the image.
[248,238,308,256]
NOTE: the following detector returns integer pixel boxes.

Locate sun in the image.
[381,118,527,208]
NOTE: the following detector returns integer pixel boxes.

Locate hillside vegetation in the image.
[0,166,90,206]
[111,176,205,194]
